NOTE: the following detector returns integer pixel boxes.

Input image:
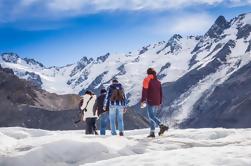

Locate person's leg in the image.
[89,118,95,134]
[85,118,92,135]
[100,113,108,135]
[149,106,161,126]
[147,106,156,133]
[103,112,109,135]
[117,106,124,135]
[109,106,117,135]
[99,113,105,135]
[92,118,98,135]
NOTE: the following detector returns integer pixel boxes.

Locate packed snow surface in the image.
[0,127,251,166]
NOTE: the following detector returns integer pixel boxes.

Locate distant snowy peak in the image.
[169,34,183,41]
[231,13,251,26]
[192,13,251,56]
[23,58,44,68]
[1,53,20,63]
[70,56,93,77]
[70,53,110,77]
[95,53,110,63]
[205,15,230,39]
[1,53,45,69]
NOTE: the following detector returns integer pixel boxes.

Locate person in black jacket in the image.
[93,89,109,135]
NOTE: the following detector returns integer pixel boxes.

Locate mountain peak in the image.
[235,12,251,24]
[70,56,94,77]
[169,34,182,42]
[23,58,44,68]
[1,53,20,63]
[215,16,228,27]
[205,15,230,38]
[79,56,93,63]
[96,53,110,63]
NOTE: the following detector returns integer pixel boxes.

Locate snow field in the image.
[0,127,251,166]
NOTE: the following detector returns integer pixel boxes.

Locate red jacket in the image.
[141,74,162,106]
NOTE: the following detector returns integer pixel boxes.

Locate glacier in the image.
[0,127,251,166]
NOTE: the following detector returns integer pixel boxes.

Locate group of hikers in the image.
[78,67,169,138]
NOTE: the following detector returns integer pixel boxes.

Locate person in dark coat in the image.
[104,79,127,136]
[141,68,168,138]
[93,89,109,135]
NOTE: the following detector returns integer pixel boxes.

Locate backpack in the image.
[110,87,125,102]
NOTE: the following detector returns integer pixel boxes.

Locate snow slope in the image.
[0,127,251,166]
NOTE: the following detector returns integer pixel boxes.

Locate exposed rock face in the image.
[205,16,230,39]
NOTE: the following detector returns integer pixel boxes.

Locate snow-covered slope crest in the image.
[0,127,251,166]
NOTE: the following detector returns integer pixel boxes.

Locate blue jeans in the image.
[109,105,124,135]
[99,112,109,135]
[147,105,161,132]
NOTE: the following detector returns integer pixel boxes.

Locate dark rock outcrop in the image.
[205,16,230,39]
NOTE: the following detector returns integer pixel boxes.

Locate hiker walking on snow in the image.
[104,79,127,136]
[141,68,168,138]
[79,90,98,135]
[93,89,109,135]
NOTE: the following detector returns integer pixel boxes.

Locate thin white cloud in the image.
[148,13,214,36]
[1,0,250,23]
[226,0,251,7]
[169,14,214,35]
[44,0,224,12]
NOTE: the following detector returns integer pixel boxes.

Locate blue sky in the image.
[0,0,250,66]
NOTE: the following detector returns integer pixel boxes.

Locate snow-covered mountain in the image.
[159,13,251,128]
[0,127,251,166]
[0,35,201,105]
[1,13,251,128]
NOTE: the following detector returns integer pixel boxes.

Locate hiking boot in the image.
[147,132,155,138]
[158,124,169,136]
[119,132,124,136]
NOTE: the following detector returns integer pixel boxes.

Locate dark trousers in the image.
[85,118,97,135]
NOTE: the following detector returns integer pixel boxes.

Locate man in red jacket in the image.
[141,68,168,138]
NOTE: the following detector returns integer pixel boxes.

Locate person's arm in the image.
[104,86,110,109]
[93,98,98,116]
[160,83,163,105]
[122,86,128,112]
[79,98,84,111]
[141,78,148,103]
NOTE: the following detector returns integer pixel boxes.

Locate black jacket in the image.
[93,93,107,116]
